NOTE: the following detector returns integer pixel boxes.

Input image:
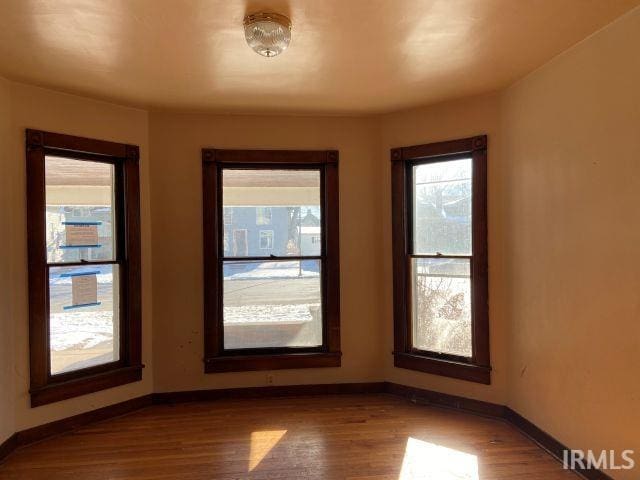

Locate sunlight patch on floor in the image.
[399,437,479,480]
[248,429,287,471]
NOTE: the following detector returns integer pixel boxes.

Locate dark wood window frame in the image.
[202,149,341,373]
[26,129,143,407]
[391,135,491,384]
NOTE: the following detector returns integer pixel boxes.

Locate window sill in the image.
[205,352,341,373]
[393,352,491,384]
[30,365,144,407]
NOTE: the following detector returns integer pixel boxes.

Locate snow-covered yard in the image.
[50,310,115,352]
[224,260,319,280]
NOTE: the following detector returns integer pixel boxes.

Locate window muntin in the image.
[221,168,324,352]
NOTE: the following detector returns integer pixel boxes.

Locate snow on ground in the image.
[225,261,319,280]
[50,263,321,353]
[223,304,319,325]
[50,272,113,286]
[50,310,114,351]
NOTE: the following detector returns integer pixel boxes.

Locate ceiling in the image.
[0,0,638,115]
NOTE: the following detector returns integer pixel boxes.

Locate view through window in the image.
[45,156,120,375]
[222,169,323,350]
[27,129,142,406]
[203,148,341,372]
[392,136,489,383]
[411,159,472,357]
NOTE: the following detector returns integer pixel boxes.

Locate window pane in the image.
[223,260,322,349]
[49,264,120,375]
[222,169,321,257]
[411,258,471,357]
[45,156,116,263]
[259,230,274,249]
[413,159,472,255]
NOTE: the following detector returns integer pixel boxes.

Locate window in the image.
[256,207,272,225]
[223,207,233,225]
[391,136,490,384]
[26,129,142,406]
[232,229,248,256]
[202,149,341,372]
[259,230,274,249]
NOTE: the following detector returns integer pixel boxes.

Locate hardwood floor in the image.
[0,394,578,479]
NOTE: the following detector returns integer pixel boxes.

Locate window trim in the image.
[26,129,143,407]
[256,206,272,226]
[258,229,274,249]
[391,135,490,384]
[202,149,341,373]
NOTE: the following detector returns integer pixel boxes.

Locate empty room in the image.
[0,1,638,479]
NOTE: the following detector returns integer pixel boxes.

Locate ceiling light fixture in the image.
[243,12,291,58]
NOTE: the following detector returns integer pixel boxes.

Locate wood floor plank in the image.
[0,394,579,479]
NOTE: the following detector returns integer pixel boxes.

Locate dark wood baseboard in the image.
[0,381,617,480]
[0,394,153,464]
[16,394,153,446]
[504,408,615,480]
[0,434,17,464]
[385,382,506,418]
[154,382,385,404]
[0,383,383,463]
[387,383,615,480]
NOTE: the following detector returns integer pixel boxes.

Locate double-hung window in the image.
[391,136,490,384]
[26,130,142,406]
[259,230,274,250]
[202,149,341,372]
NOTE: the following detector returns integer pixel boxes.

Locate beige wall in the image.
[147,96,512,405]
[377,93,509,405]
[0,8,638,478]
[5,82,154,431]
[149,112,384,392]
[0,76,15,444]
[501,7,640,479]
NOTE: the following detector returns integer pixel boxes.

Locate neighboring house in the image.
[300,226,321,256]
[223,206,321,257]
[46,205,114,263]
[222,206,323,348]
[299,208,321,256]
[223,206,288,256]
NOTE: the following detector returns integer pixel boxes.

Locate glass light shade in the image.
[244,13,291,57]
